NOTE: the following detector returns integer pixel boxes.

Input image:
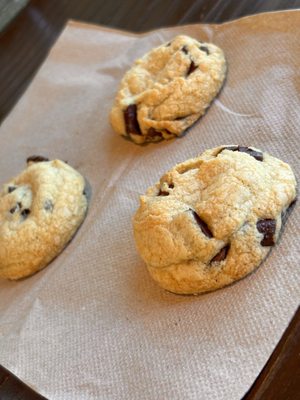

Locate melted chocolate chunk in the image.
[257,219,276,246]
[175,116,188,121]
[8,186,16,193]
[238,146,263,161]
[181,45,188,54]
[211,245,230,263]
[44,199,54,212]
[10,202,21,214]
[27,155,49,163]
[158,190,169,196]
[147,128,162,138]
[192,211,213,238]
[220,146,263,161]
[199,46,210,55]
[158,182,174,196]
[21,209,31,218]
[221,146,238,152]
[124,104,141,136]
[187,61,198,76]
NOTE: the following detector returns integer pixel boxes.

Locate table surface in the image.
[0,1,299,399]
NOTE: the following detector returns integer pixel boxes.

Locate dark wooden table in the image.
[0,1,299,399]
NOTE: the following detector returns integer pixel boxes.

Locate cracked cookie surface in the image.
[0,158,88,279]
[110,35,226,144]
[133,146,297,294]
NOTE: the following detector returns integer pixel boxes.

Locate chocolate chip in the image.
[199,46,210,55]
[175,116,188,121]
[8,186,16,193]
[147,128,162,138]
[21,209,31,217]
[124,104,141,136]
[220,146,263,161]
[27,155,49,163]
[44,199,54,212]
[211,245,230,263]
[192,211,213,238]
[221,146,238,152]
[10,202,21,214]
[158,182,174,196]
[181,45,188,54]
[187,61,197,76]
[257,219,276,246]
[158,190,169,196]
[166,42,171,47]
[237,146,263,161]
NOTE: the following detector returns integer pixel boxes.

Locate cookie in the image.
[133,146,297,294]
[110,35,226,144]
[0,157,88,279]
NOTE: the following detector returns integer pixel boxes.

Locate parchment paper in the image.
[0,10,299,400]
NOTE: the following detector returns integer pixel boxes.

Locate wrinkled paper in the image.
[0,10,299,400]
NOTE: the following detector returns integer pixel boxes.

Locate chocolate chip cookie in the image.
[110,35,226,144]
[0,157,88,279]
[133,146,297,294]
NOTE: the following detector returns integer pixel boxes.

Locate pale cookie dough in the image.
[0,156,88,279]
[133,146,297,294]
[110,35,226,144]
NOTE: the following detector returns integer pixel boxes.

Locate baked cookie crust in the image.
[133,146,297,294]
[110,35,226,144]
[0,157,88,279]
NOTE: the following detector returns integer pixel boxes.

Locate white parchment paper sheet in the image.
[0,10,299,400]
